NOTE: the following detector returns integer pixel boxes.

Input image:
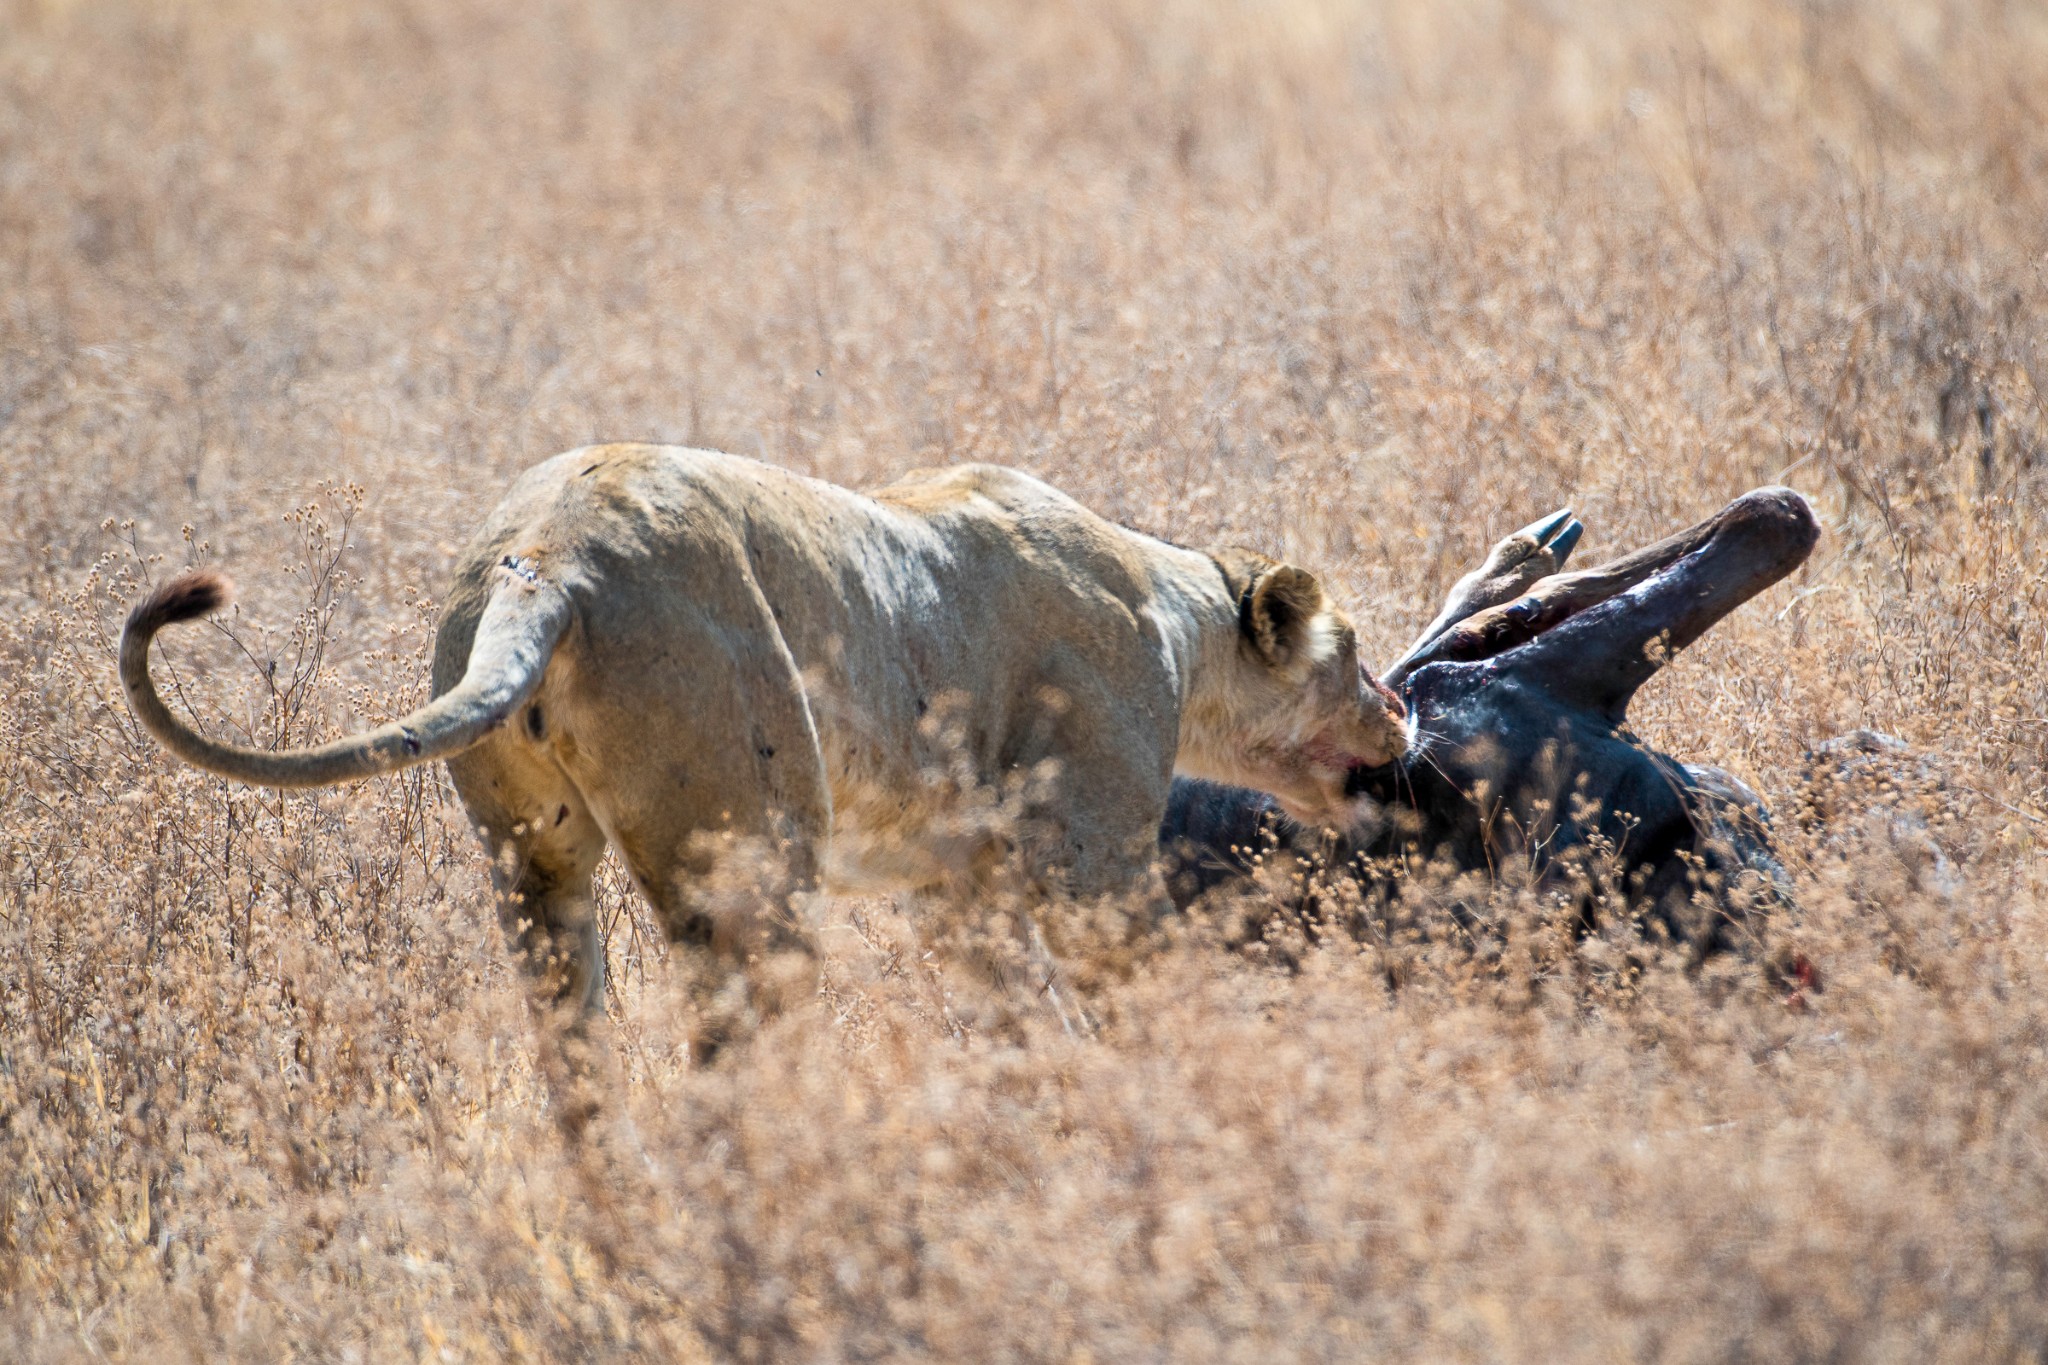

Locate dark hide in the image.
[1160,487,1819,958]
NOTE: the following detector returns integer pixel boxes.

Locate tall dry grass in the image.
[4,0,2048,1358]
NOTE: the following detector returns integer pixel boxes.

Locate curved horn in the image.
[1383,506,1585,687]
[1498,486,1818,716]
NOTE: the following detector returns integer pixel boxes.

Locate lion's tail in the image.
[119,565,572,790]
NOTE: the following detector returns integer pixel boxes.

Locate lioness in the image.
[122,446,1406,1025]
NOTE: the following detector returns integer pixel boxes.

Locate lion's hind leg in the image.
[612,804,828,1068]
[443,734,614,1136]
[447,736,611,1024]
[552,598,832,1063]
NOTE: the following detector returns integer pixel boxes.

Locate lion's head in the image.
[1197,549,1408,829]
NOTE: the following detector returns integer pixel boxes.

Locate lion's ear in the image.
[1243,564,1327,669]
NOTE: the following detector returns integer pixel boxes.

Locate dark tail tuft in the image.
[127,569,236,634]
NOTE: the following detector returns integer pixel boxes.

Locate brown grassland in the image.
[6,0,2048,1358]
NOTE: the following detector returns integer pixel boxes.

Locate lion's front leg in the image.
[1012,739,1179,1018]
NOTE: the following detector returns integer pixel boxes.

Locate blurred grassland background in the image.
[5,0,2048,1358]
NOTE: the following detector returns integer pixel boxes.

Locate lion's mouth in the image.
[1342,759,1400,799]
[1302,737,1350,772]
[1302,727,1405,787]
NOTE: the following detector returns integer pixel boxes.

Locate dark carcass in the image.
[1161,487,1820,963]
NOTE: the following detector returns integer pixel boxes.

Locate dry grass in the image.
[6,0,2048,1358]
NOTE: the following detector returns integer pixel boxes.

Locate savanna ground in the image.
[5,0,2048,1358]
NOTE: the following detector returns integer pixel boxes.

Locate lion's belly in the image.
[808,684,1047,893]
[816,767,961,892]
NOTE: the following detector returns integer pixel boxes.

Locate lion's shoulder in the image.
[868,462,1082,520]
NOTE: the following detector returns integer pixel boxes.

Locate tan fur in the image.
[122,445,1405,1024]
